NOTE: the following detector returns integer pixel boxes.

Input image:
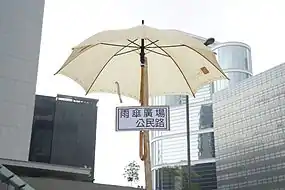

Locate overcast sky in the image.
[36,0,285,186]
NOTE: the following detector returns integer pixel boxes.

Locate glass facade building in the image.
[29,94,98,180]
[154,163,217,190]
[213,63,285,190]
[150,40,253,189]
[212,42,253,93]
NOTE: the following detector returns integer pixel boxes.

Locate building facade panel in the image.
[150,40,253,189]
[154,163,217,190]
[29,95,99,179]
[213,63,285,189]
[0,0,45,161]
[49,95,98,171]
[151,95,213,167]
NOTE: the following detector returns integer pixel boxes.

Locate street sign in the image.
[115,106,170,131]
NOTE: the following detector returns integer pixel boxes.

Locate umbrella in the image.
[55,20,228,190]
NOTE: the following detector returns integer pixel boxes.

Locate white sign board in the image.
[115,106,170,131]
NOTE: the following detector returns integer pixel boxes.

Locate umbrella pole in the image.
[186,95,192,190]
[139,57,152,190]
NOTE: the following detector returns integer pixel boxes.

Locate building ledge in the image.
[151,158,216,171]
[0,158,92,181]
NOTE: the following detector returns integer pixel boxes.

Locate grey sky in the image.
[36,0,285,186]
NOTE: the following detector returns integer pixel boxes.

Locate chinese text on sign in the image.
[115,106,170,131]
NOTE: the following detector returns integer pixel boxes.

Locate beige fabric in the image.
[56,25,228,100]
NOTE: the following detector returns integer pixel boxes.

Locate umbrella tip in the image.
[142,20,144,25]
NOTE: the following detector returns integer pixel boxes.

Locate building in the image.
[150,39,253,189]
[211,42,252,93]
[29,94,99,180]
[0,1,97,188]
[213,63,285,190]
[1,94,99,189]
[0,0,45,161]
[0,94,98,186]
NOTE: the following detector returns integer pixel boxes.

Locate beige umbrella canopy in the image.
[55,21,227,190]
[55,24,227,100]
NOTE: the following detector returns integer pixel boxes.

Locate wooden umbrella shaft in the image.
[139,57,152,190]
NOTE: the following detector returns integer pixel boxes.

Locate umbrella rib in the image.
[54,44,98,75]
[147,42,227,79]
[181,44,229,80]
[127,39,141,47]
[115,48,140,56]
[100,42,139,48]
[147,42,228,80]
[147,44,184,48]
[85,39,139,95]
[55,41,139,76]
[145,48,169,57]
[146,39,196,97]
[127,39,159,48]
[145,40,160,47]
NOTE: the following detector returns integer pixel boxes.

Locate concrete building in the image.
[150,38,253,189]
[0,1,102,189]
[213,63,285,190]
[0,0,45,161]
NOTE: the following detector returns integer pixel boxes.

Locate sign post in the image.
[115,58,171,190]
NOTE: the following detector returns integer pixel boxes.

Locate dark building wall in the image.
[29,95,98,179]
[50,95,98,171]
[29,95,56,163]
[192,163,217,190]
